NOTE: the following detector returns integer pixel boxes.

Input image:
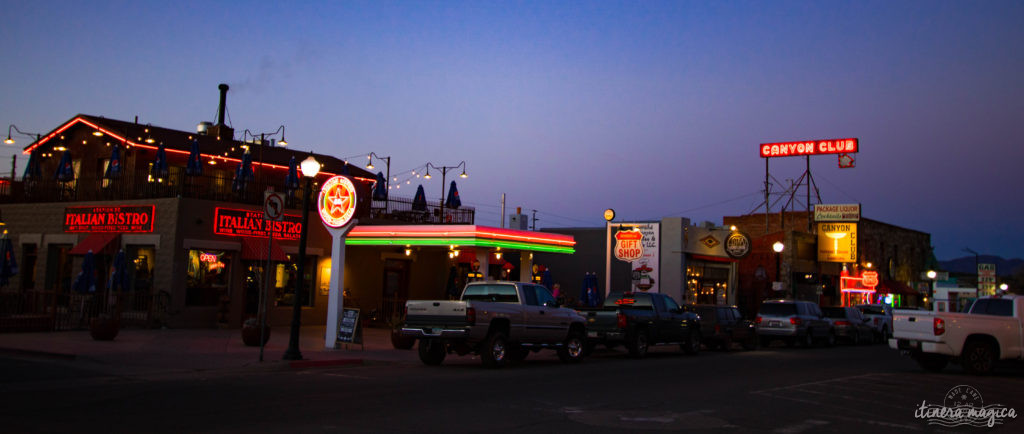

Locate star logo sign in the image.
[318,175,358,228]
[326,186,350,217]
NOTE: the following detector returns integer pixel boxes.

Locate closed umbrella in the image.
[582,273,601,307]
[541,268,553,291]
[107,249,129,293]
[285,156,299,191]
[151,143,169,179]
[0,237,18,287]
[411,185,427,211]
[54,151,74,182]
[445,180,461,209]
[104,144,123,179]
[23,150,42,180]
[372,172,388,201]
[185,139,203,176]
[232,150,254,193]
[72,251,97,293]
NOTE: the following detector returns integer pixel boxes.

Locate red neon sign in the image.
[760,138,859,158]
[64,205,155,233]
[199,252,219,263]
[861,271,879,288]
[214,208,302,240]
[615,298,636,305]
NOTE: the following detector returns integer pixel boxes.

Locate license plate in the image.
[769,321,781,327]
[587,331,598,338]
[897,339,919,350]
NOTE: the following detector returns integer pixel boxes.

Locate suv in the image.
[822,306,874,345]
[693,304,757,351]
[856,304,893,343]
[755,300,834,348]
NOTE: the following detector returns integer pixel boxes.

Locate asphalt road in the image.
[3,342,1022,433]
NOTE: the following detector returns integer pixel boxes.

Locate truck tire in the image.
[961,340,996,375]
[628,331,649,358]
[800,330,815,348]
[417,339,446,366]
[557,331,585,363]
[824,330,836,348]
[480,332,509,368]
[914,353,948,372]
[683,331,701,355]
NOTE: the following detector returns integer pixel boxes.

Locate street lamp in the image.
[366,152,391,203]
[926,270,937,310]
[1000,283,1009,292]
[772,241,786,299]
[424,161,467,224]
[283,153,320,361]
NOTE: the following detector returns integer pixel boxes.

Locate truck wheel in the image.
[824,330,836,348]
[915,353,948,372]
[480,332,509,368]
[557,332,585,363]
[628,331,649,358]
[800,330,815,348]
[683,331,701,355]
[417,339,446,366]
[962,340,996,375]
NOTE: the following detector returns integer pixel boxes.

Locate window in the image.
[717,307,732,321]
[651,294,667,312]
[274,254,317,308]
[731,307,744,321]
[186,249,232,306]
[984,299,1013,317]
[462,284,519,303]
[759,303,797,316]
[522,285,538,306]
[663,296,681,313]
[533,285,555,306]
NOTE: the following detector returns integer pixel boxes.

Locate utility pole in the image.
[531,209,538,231]
[500,193,506,228]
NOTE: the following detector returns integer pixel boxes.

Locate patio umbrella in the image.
[340,163,351,175]
[372,172,388,201]
[23,150,42,180]
[411,184,427,211]
[232,150,254,193]
[107,249,129,293]
[582,273,601,307]
[151,143,169,179]
[185,139,203,176]
[0,237,18,287]
[72,251,97,293]
[445,180,461,209]
[284,156,299,198]
[541,268,553,291]
[54,150,74,182]
[103,144,123,179]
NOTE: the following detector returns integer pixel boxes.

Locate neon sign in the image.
[760,138,858,158]
[614,229,644,262]
[318,175,357,228]
[64,205,155,233]
[199,252,219,263]
[214,208,302,240]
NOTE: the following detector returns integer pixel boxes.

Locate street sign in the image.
[263,191,285,222]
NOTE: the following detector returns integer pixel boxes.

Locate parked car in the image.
[890,295,1024,375]
[755,300,835,348]
[402,281,587,368]
[822,306,874,345]
[856,304,893,342]
[692,304,757,350]
[576,292,701,358]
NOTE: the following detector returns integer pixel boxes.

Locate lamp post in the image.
[366,152,391,204]
[926,270,937,311]
[772,241,786,299]
[962,247,980,290]
[283,153,320,361]
[424,161,467,223]
[5,125,42,179]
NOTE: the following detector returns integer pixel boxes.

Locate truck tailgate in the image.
[576,308,621,336]
[892,310,939,342]
[406,300,470,326]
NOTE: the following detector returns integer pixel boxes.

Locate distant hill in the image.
[939,255,1024,277]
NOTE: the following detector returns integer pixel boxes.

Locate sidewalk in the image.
[0,325,419,377]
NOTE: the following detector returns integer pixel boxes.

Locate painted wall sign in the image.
[214,208,302,240]
[318,175,358,228]
[817,222,857,263]
[614,223,660,293]
[814,203,861,222]
[725,232,752,259]
[64,205,155,233]
[760,138,859,158]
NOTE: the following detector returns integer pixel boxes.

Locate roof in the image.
[21,114,375,181]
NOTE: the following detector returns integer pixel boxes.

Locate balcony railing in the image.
[0,174,474,225]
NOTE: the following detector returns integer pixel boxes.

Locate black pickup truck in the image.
[576,292,702,358]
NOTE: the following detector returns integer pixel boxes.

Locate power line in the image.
[668,190,764,216]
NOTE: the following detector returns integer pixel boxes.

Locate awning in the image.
[876,279,917,296]
[70,233,120,255]
[241,237,288,262]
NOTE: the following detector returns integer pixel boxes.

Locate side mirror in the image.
[545,300,561,308]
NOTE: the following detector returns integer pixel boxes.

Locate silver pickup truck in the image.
[402,281,587,368]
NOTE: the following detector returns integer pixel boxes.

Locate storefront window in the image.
[186,249,232,306]
[129,246,156,293]
[274,254,316,308]
[685,262,730,305]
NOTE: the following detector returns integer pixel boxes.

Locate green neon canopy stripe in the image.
[345,237,574,254]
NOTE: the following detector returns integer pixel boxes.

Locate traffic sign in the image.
[264,191,285,222]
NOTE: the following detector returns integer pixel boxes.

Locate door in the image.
[530,284,565,343]
[730,307,752,342]
[382,259,410,324]
[659,294,686,343]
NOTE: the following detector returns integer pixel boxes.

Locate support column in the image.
[476,249,490,280]
[519,251,533,283]
[324,232,346,348]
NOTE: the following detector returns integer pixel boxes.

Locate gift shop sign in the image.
[613,223,660,293]
[214,208,302,240]
[760,138,858,158]
[614,229,644,261]
[64,205,155,233]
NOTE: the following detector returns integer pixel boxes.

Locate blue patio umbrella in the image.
[541,268,554,291]
[151,143,169,178]
[445,180,461,209]
[285,156,299,192]
[23,150,42,180]
[107,249,129,293]
[340,162,351,175]
[72,251,97,293]
[411,185,427,211]
[104,144,123,179]
[372,172,388,201]
[232,150,254,193]
[582,273,601,307]
[185,139,203,176]
[54,151,74,182]
[0,237,18,287]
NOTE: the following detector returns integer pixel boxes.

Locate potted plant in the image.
[241,317,271,346]
[90,313,120,341]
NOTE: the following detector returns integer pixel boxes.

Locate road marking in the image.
[773,419,828,433]
[323,373,372,380]
[749,374,878,394]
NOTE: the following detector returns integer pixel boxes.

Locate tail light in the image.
[790,317,802,326]
[834,320,849,326]
[933,317,945,336]
[754,316,762,325]
[874,318,880,325]
[714,325,721,334]
[617,312,628,329]
[466,307,476,325]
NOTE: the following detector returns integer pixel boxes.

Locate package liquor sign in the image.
[817,222,857,263]
[64,205,155,233]
[760,138,858,158]
[814,204,861,222]
[214,208,302,240]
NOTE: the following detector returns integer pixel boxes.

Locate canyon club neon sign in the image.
[760,138,859,158]
[214,208,302,240]
[64,205,155,233]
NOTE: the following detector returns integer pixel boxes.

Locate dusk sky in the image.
[2,1,1022,261]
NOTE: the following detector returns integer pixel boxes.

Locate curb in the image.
[0,347,77,361]
[288,358,365,369]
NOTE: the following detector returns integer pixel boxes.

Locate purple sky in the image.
[2,1,1022,261]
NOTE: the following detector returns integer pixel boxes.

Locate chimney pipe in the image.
[216,83,229,126]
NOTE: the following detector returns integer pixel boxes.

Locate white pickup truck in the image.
[402,281,587,368]
[889,295,1024,375]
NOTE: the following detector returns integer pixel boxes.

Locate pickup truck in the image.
[401,281,587,368]
[889,295,1024,375]
[575,291,701,358]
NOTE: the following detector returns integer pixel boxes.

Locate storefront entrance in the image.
[382,259,410,323]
